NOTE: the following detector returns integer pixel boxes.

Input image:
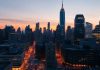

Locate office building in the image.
[74,14,85,44]
[85,22,93,38]
[92,21,100,44]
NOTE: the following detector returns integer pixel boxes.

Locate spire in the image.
[62,0,63,8]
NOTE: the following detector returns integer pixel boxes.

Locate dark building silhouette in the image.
[16,27,22,41]
[47,22,50,30]
[93,21,100,44]
[0,29,4,44]
[35,22,40,30]
[8,33,18,43]
[25,25,33,42]
[62,47,99,66]
[55,24,62,51]
[60,1,65,42]
[34,22,42,43]
[46,42,57,70]
[4,25,15,40]
[74,14,85,44]
[34,22,44,59]
[85,22,93,38]
[65,26,73,42]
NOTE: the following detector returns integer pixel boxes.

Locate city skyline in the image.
[0,0,100,30]
[0,1,100,70]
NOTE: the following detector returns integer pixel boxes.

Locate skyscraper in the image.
[60,0,65,42]
[66,26,73,41]
[35,22,40,30]
[74,14,85,44]
[60,0,65,26]
[47,22,50,30]
[93,21,100,44]
[85,22,93,38]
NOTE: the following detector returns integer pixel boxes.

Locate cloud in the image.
[0,18,31,23]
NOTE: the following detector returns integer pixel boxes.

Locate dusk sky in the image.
[0,0,100,30]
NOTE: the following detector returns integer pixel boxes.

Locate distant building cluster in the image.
[0,25,34,70]
[0,1,100,70]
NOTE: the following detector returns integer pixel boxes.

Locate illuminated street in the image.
[25,42,45,70]
[12,42,35,70]
[12,42,99,70]
[55,49,90,70]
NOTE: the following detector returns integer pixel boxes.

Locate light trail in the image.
[12,42,35,70]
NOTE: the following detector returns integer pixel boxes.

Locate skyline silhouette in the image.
[0,0,100,30]
[0,1,100,70]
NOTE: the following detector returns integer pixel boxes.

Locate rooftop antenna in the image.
[62,0,63,8]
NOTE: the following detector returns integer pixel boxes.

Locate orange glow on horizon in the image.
[0,20,58,31]
[0,19,98,31]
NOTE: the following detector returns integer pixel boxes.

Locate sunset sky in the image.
[0,0,100,30]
